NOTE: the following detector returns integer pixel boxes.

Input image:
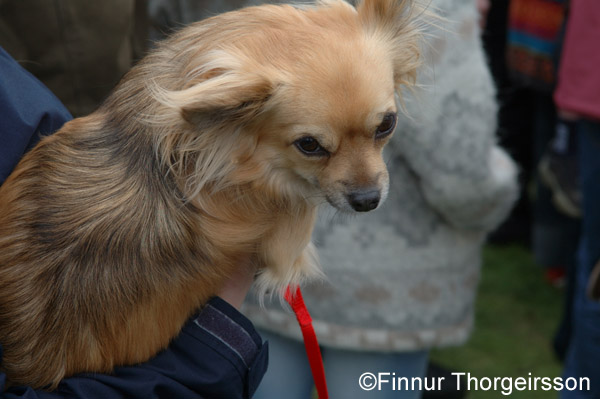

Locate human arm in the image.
[0,46,72,184]
[1,297,267,399]
[0,259,264,399]
[390,4,518,233]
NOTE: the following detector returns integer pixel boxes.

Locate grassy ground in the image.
[430,244,565,399]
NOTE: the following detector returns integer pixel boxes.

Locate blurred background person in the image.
[488,0,578,285]
[150,0,518,397]
[481,0,580,367]
[238,0,519,397]
[553,0,600,396]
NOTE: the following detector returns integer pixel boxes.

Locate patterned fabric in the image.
[243,0,519,352]
[506,0,567,92]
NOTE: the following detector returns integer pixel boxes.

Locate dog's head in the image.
[149,0,424,212]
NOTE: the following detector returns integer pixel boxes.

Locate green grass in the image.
[430,244,564,399]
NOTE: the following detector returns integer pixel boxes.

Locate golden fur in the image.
[0,0,423,388]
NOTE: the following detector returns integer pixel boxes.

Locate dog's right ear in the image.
[357,0,425,89]
[151,50,274,127]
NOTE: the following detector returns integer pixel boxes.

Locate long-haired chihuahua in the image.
[0,0,424,388]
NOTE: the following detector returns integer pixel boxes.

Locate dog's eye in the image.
[294,137,328,157]
[375,113,397,139]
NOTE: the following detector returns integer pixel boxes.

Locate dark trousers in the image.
[562,119,600,398]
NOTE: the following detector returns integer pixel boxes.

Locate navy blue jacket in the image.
[0,46,268,399]
[0,47,72,185]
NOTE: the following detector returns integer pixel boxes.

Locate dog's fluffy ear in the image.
[152,50,273,127]
[356,0,425,89]
[147,50,275,199]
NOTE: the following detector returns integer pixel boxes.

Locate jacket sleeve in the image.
[1,297,268,399]
[390,5,518,233]
[0,46,72,185]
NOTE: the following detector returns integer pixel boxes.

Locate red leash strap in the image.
[284,285,329,399]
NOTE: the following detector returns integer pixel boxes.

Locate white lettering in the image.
[378,372,390,391]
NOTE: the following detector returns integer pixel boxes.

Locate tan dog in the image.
[0,0,423,388]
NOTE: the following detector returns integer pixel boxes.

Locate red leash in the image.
[284,285,329,399]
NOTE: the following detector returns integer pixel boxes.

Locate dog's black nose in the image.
[347,190,380,212]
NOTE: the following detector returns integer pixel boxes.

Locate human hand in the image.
[476,0,490,30]
[216,258,257,310]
